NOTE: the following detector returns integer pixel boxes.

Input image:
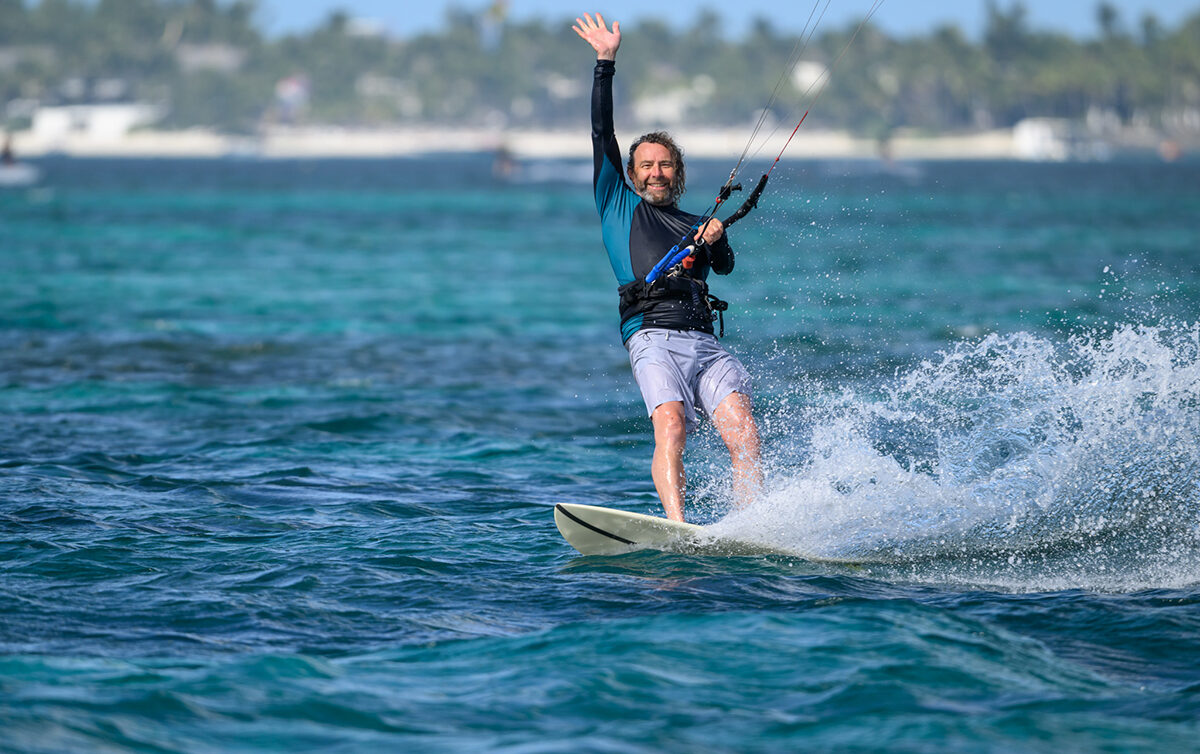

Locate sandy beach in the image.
[7,123,1030,161]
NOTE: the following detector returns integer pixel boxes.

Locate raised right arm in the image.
[575,14,626,213]
[590,59,623,190]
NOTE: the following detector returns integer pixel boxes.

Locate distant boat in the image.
[1,135,39,187]
[0,161,39,187]
[494,154,592,185]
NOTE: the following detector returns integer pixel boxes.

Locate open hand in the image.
[573,13,621,61]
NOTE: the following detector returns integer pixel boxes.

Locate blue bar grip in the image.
[645,243,695,285]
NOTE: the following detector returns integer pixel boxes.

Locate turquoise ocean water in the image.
[3,155,1200,751]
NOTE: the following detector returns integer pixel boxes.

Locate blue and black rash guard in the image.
[591,59,734,344]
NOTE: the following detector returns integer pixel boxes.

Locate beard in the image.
[632,175,679,206]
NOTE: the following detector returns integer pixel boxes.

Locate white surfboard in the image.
[553,502,863,564]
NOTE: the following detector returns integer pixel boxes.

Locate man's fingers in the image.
[574,13,603,33]
[574,12,618,54]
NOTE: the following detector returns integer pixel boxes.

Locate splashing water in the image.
[714,323,1200,591]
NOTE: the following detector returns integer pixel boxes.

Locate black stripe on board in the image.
[555,504,636,545]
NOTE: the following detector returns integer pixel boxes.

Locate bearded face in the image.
[627,142,679,206]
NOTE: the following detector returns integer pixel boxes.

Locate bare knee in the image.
[652,402,687,450]
[714,392,759,448]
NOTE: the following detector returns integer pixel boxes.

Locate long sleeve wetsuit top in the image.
[591,59,734,343]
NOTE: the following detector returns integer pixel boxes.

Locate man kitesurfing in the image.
[573,12,762,522]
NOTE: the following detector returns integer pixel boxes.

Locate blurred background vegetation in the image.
[1,0,1198,138]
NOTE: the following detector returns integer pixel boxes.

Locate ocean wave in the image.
[717,322,1200,591]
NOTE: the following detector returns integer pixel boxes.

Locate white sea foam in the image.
[712,322,1200,591]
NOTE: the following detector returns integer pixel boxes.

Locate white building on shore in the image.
[29,102,165,150]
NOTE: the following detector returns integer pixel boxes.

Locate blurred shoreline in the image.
[4,123,1184,162]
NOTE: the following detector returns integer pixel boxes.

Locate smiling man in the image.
[573,12,762,522]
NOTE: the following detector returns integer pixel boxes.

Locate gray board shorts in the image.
[625,328,752,434]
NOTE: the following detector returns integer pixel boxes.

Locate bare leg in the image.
[650,401,687,521]
[713,391,762,507]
